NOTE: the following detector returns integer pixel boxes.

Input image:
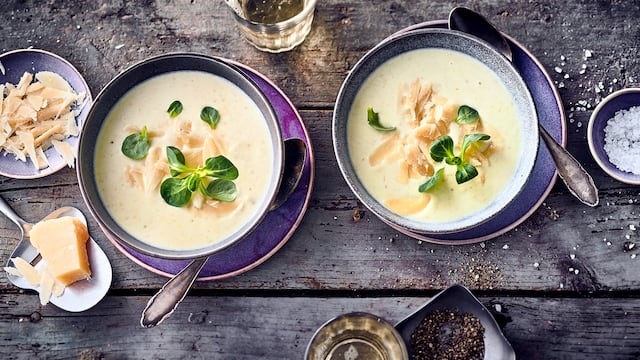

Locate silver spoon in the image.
[1,196,112,312]
[141,138,307,327]
[448,6,599,207]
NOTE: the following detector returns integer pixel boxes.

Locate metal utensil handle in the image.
[0,195,28,235]
[140,257,208,328]
[539,125,599,206]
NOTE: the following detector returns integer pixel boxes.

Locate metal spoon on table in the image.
[449,6,599,207]
[1,196,112,312]
[141,138,307,328]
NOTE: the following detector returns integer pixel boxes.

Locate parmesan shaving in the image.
[384,194,431,215]
[52,139,76,167]
[39,271,55,305]
[9,257,40,286]
[371,79,498,184]
[3,265,22,277]
[4,257,70,306]
[0,71,84,169]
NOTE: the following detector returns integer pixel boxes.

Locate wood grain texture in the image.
[1,0,640,358]
[1,294,639,359]
[0,110,637,293]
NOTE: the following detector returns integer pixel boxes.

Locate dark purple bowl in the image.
[588,88,640,185]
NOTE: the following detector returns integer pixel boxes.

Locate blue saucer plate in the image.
[0,49,92,179]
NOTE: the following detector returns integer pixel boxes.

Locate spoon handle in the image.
[140,257,208,327]
[539,125,599,206]
[0,195,28,235]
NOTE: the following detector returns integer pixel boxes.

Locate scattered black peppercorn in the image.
[410,309,484,360]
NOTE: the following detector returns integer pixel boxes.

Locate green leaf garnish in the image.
[201,179,238,202]
[167,100,183,118]
[201,106,221,129]
[426,133,491,189]
[202,155,239,180]
[160,146,239,207]
[121,126,150,160]
[418,168,444,193]
[160,177,192,207]
[456,163,479,184]
[429,136,455,162]
[367,107,395,131]
[166,146,190,176]
[460,133,491,162]
[456,105,480,124]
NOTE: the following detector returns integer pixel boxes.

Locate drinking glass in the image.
[226,0,317,53]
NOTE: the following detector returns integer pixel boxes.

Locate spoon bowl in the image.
[1,197,112,312]
[449,7,513,61]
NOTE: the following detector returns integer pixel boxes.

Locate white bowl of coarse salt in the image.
[588,88,640,185]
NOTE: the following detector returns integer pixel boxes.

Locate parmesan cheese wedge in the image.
[29,216,91,286]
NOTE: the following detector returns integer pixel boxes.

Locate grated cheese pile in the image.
[0,71,85,169]
[603,106,640,175]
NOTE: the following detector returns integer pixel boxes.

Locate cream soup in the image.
[347,48,521,222]
[95,71,274,250]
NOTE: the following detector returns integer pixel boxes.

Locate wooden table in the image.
[1,1,640,359]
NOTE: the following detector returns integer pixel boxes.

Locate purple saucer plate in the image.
[0,49,92,179]
[381,21,566,244]
[101,60,314,280]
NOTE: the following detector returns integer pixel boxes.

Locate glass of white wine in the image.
[226,0,317,53]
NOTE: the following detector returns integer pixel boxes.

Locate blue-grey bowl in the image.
[77,53,284,260]
[588,88,640,185]
[332,28,539,235]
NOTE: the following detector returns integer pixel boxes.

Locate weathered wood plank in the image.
[2,1,639,111]
[0,0,639,358]
[0,108,638,293]
[1,294,639,359]
[0,105,640,292]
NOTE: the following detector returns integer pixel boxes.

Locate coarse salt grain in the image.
[603,106,640,175]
